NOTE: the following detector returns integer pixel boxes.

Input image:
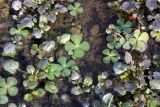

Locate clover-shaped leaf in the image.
[57,56,79,77]
[65,34,90,58]
[0,77,18,97]
[102,49,120,63]
[150,31,160,42]
[44,64,62,80]
[106,35,121,49]
[115,18,132,35]
[45,81,58,93]
[68,2,83,16]
[3,60,19,74]
[129,29,149,52]
[10,24,28,37]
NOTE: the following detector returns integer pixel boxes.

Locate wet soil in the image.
[0,0,121,107]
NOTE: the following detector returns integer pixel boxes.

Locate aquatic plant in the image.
[10,24,28,37]
[129,29,149,52]
[115,18,132,35]
[65,34,90,58]
[44,63,62,80]
[102,49,120,63]
[0,77,18,104]
[106,35,122,49]
[57,56,79,77]
[44,57,79,79]
[68,2,83,16]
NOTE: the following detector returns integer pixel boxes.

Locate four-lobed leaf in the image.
[10,24,28,37]
[65,34,90,58]
[129,29,149,52]
[150,31,160,42]
[115,18,132,35]
[68,2,84,16]
[102,49,120,63]
[0,77,18,97]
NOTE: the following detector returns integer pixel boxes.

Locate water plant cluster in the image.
[0,0,160,107]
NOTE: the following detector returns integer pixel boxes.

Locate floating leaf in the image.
[113,62,127,75]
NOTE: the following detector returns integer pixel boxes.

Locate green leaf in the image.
[106,35,114,41]
[47,74,55,80]
[0,88,7,95]
[83,76,93,86]
[65,42,75,51]
[115,26,122,33]
[124,21,132,27]
[80,41,90,51]
[67,4,74,10]
[77,7,84,13]
[73,48,85,58]
[134,29,141,39]
[8,86,18,96]
[74,2,81,8]
[45,81,58,93]
[111,57,119,63]
[0,78,6,87]
[20,30,28,37]
[61,68,71,77]
[23,80,38,89]
[117,18,125,26]
[102,49,110,55]
[24,93,33,101]
[58,57,67,65]
[10,28,18,35]
[111,49,118,56]
[71,35,82,45]
[103,57,110,63]
[0,95,8,104]
[7,77,17,86]
[138,32,149,42]
[107,42,114,49]
[123,28,131,34]
[66,60,75,68]
[123,42,131,50]
[17,24,24,30]
[32,89,45,97]
[70,10,77,16]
